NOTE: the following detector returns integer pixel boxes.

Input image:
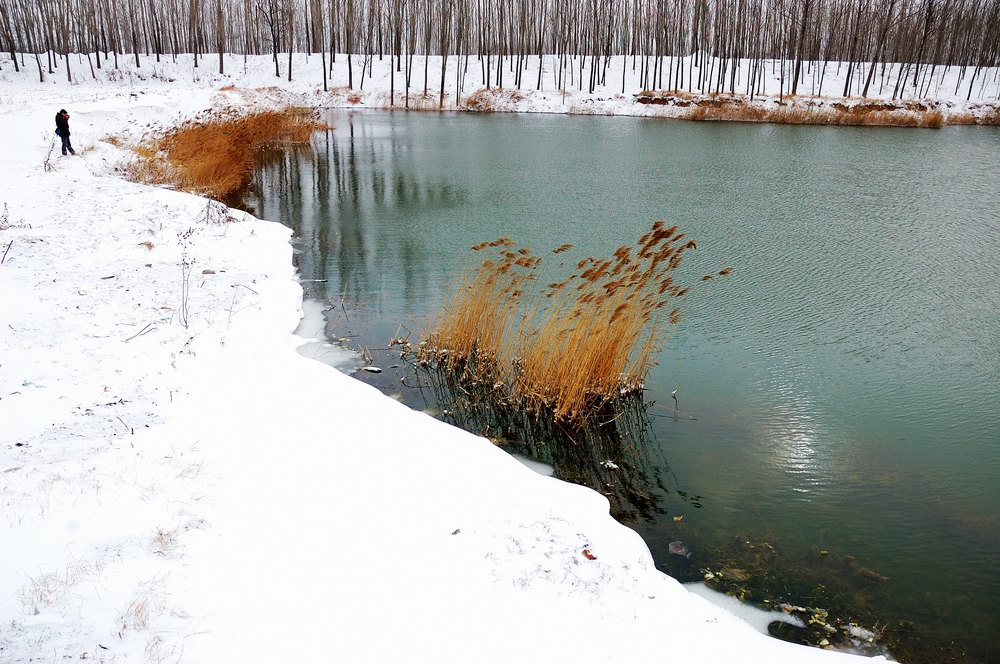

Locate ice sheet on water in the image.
[510,454,555,477]
[685,582,805,634]
[294,299,362,371]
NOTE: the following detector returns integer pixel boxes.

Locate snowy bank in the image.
[0,69,889,662]
[0,52,997,125]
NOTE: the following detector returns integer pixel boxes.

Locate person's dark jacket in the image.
[55,112,70,137]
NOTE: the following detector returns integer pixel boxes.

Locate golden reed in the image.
[421,222,731,425]
[123,108,324,198]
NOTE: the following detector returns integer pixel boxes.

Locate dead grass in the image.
[144,635,183,664]
[947,111,979,125]
[977,107,1000,125]
[118,579,166,633]
[421,222,731,424]
[947,107,1000,125]
[463,87,527,112]
[633,91,994,127]
[121,108,324,198]
[20,559,103,610]
[149,527,178,555]
[685,101,945,127]
[120,149,176,188]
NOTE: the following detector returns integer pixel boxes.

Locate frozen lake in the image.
[232,110,1000,660]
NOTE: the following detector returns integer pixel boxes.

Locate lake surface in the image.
[233,111,1000,661]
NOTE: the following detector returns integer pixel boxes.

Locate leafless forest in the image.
[1,0,998,99]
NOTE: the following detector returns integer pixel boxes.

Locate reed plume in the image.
[420,221,731,426]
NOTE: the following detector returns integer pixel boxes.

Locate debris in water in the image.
[673,515,684,523]
[845,623,878,642]
[668,541,692,558]
[361,366,382,373]
[720,567,751,582]
[856,566,889,583]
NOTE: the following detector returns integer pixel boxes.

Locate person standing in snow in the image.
[55,109,75,156]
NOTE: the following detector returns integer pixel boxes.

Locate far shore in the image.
[2,52,997,128]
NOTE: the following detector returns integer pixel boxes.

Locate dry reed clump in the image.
[984,108,1000,125]
[19,559,104,610]
[636,91,962,127]
[123,109,323,198]
[118,580,167,633]
[121,147,176,188]
[685,101,946,127]
[946,111,979,125]
[420,222,732,425]
[463,88,527,112]
[945,107,1000,125]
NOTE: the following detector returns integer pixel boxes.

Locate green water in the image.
[236,111,1000,660]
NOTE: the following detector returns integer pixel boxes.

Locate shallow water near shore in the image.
[231,110,1000,661]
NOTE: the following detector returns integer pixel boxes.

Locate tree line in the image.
[1,0,998,100]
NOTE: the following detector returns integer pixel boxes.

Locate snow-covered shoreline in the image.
[1,52,997,124]
[0,59,893,662]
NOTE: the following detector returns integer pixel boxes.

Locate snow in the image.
[0,51,996,121]
[0,54,898,663]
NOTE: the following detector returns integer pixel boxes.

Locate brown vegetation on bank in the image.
[687,104,945,127]
[463,87,527,112]
[420,222,731,424]
[121,109,323,198]
[635,92,999,127]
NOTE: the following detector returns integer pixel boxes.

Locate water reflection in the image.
[233,114,463,310]
[415,364,697,522]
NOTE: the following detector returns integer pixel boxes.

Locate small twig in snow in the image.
[227,284,260,328]
[123,322,157,343]
[43,136,56,172]
[1,240,12,264]
[115,416,134,435]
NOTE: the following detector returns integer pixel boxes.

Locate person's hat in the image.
[59,109,67,114]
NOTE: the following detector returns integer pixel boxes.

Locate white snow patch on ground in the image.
[0,59,890,662]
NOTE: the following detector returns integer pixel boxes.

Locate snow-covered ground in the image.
[1,51,997,121]
[0,56,902,663]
